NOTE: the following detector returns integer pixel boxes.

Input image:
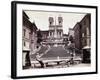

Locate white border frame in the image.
[11,1,97,78]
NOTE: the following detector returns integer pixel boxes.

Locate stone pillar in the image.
[86,27,90,46]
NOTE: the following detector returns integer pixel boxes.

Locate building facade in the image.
[73,14,91,63]
[22,11,38,68]
[30,23,38,54]
[41,30,49,42]
[48,16,63,40]
[80,14,91,48]
[73,22,82,50]
[80,14,91,63]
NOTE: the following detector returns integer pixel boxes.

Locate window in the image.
[59,21,62,25]
[24,42,26,46]
[23,29,26,37]
[59,32,61,36]
[29,32,31,39]
[50,22,52,25]
[50,32,52,36]
[86,27,89,36]
[82,33,84,37]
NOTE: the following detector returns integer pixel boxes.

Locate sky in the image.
[25,10,86,34]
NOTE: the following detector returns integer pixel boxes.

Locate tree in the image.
[63,38,68,46]
[69,35,74,43]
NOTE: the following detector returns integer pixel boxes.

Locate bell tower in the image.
[49,17,54,26]
[57,16,63,38]
[58,16,63,25]
[49,17,54,38]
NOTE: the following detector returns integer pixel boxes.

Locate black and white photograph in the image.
[11,1,97,79]
[22,11,91,69]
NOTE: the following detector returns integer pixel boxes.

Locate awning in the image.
[82,45,91,49]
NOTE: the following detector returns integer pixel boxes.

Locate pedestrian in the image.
[25,53,31,67]
[36,53,44,68]
[70,52,74,64]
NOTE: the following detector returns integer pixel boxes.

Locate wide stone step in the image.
[41,46,70,58]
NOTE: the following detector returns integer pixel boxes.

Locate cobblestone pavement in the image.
[26,63,91,69]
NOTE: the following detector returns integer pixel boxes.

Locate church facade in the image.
[48,16,63,40]
[41,16,68,46]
